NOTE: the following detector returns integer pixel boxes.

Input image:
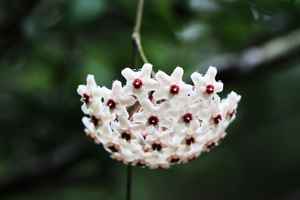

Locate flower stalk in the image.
[126,165,132,200]
[126,0,149,198]
[132,0,149,64]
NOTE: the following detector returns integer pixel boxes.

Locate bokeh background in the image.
[1,0,300,200]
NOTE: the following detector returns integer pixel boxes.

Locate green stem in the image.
[132,0,149,63]
[126,166,132,200]
[125,1,146,199]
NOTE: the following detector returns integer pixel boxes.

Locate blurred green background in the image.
[1,0,300,199]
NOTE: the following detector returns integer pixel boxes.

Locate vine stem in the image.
[126,165,132,200]
[132,0,149,63]
[125,0,148,199]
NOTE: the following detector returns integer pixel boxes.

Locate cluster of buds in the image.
[77,63,241,169]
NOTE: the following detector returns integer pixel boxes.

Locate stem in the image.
[132,0,149,63]
[126,166,132,200]
[125,1,146,199]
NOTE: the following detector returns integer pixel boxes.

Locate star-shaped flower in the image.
[191,66,223,96]
[222,91,241,120]
[154,67,192,102]
[77,75,102,114]
[132,99,172,129]
[121,63,158,98]
[101,80,135,112]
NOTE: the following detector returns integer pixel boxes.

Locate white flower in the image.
[77,63,241,169]
[154,67,192,102]
[132,99,172,129]
[191,66,223,96]
[101,80,135,110]
[88,98,114,124]
[82,116,96,136]
[222,91,241,120]
[121,63,158,97]
[77,75,102,114]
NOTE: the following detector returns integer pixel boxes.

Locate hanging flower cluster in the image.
[77,63,241,169]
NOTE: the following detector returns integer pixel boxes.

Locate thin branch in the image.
[133,0,144,34]
[132,0,149,63]
[125,2,151,199]
[124,2,147,200]
[200,28,300,82]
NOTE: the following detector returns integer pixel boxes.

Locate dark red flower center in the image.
[185,137,195,145]
[170,156,180,163]
[182,113,193,123]
[213,114,222,124]
[205,142,216,151]
[169,84,180,95]
[227,110,236,118]
[108,144,119,153]
[148,116,159,126]
[206,84,214,94]
[132,78,143,89]
[83,93,90,104]
[148,91,154,101]
[106,99,116,109]
[136,160,146,167]
[152,142,162,151]
[188,155,197,161]
[121,131,131,141]
[91,116,99,126]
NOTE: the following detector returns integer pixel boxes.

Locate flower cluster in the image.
[77,63,241,169]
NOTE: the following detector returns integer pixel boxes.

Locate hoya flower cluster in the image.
[77,63,241,169]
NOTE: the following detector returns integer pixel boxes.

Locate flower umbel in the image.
[77,63,241,169]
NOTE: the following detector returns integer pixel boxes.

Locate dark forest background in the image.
[1,0,300,200]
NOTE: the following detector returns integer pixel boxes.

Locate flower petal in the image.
[206,66,217,80]
[77,85,87,95]
[141,63,153,78]
[214,81,224,93]
[191,72,203,86]
[156,71,171,85]
[112,80,122,96]
[81,104,89,114]
[153,88,168,100]
[171,67,184,82]
[82,117,95,132]
[87,74,97,88]
[121,68,136,81]
[144,78,159,89]
[101,86,112,100]
[132,112,147,123]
